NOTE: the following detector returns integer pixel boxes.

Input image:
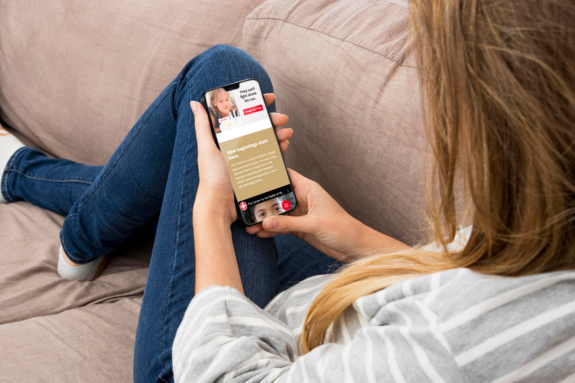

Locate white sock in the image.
[57,246,105,281]
[0,128,25,203]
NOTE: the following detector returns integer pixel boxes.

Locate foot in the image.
[61,247,83,267]
[57,246,110,281]
[0,128,25,203]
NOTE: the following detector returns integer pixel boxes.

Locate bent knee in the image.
[178,44,274,111]
[197,44,263,72]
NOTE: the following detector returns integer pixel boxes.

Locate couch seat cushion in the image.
[0,202,151,325]
[0,297,142,382]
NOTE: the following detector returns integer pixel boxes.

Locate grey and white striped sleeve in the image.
[172,285,465,383]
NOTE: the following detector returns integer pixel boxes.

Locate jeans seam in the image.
[1,146,28,203]
[75,82,179,212]
[157,54,213,376]
[158,79,195,376]
[6,169,94,184]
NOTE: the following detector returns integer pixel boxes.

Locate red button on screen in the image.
[239,202,247,211]
[243,104,264,116]
[282,200,291,211]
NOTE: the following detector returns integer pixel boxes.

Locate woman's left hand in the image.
[191,93,292,224]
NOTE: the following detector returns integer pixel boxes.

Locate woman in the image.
[1,1,574,382]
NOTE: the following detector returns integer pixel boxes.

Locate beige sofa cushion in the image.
[0,0,266,166]
[0,297,142,382]
[244,0,427,244]
[0,202,151,325]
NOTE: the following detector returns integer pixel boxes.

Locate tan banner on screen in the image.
[219,128,290,202]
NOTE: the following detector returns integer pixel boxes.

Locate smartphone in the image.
[201,79,296,226]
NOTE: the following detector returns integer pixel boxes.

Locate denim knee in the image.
[193,44,269,79]
[199,44,253,63]
[177,45,275,113]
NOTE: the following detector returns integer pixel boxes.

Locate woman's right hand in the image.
[246,169,373,262]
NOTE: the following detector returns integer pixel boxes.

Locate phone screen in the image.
[203,79,296,225]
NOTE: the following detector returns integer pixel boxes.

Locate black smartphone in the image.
[201,79,296,226]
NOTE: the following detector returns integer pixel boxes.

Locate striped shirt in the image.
[172,230,575,382]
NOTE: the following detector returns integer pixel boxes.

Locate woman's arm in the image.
[247,169,411,263]
[193,201,243,293]
[190,96,292,292]
[192,100,243,292]
[347,219,412,262]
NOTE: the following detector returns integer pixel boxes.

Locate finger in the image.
[286,168,310,185]
[275,128,293,142]
[270,112,288,128]
[279,140,289,154]
[287,168,318,198]
[264,93,275,107]
[256,230,281,239]
[190,101,216,154]
[262,214,316,234]
[247,224,281,238]
[245,224,264,235]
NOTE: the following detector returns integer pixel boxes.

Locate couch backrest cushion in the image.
[0,0,265,165]
[244,0,428,243]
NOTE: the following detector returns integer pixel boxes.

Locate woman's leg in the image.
[2,147,102,216]
[130,45,283,382]
[274,235,345,292]
[2,140,343,289]
[5,56,186,264]
[58,49,225,264]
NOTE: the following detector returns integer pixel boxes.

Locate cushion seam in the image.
[245,16,417,69]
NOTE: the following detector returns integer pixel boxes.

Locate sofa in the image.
[0,0,425,380]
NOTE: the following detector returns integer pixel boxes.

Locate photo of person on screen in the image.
[240,192,296,224]
[207,88,240,133]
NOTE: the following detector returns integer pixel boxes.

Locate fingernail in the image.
[265,218,277,230]
[190,101,198,114]
[284,114,289,122]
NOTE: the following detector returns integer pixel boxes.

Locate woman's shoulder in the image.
[264,274,333,329]
[359,267,575,321]
[356,268,575,380]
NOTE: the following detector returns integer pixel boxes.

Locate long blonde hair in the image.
[300,0,575,353]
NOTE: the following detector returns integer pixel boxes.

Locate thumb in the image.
[190,101,216,153]
[263,214,316,234]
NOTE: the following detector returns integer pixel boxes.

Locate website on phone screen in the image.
[206,80,295,224]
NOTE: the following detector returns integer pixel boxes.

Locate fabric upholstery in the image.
[0,0,266,166]
[243,0,428,244]
[0,201,152,325]
[0,297,142,382]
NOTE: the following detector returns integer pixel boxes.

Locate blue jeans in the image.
[1,45,343,382]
